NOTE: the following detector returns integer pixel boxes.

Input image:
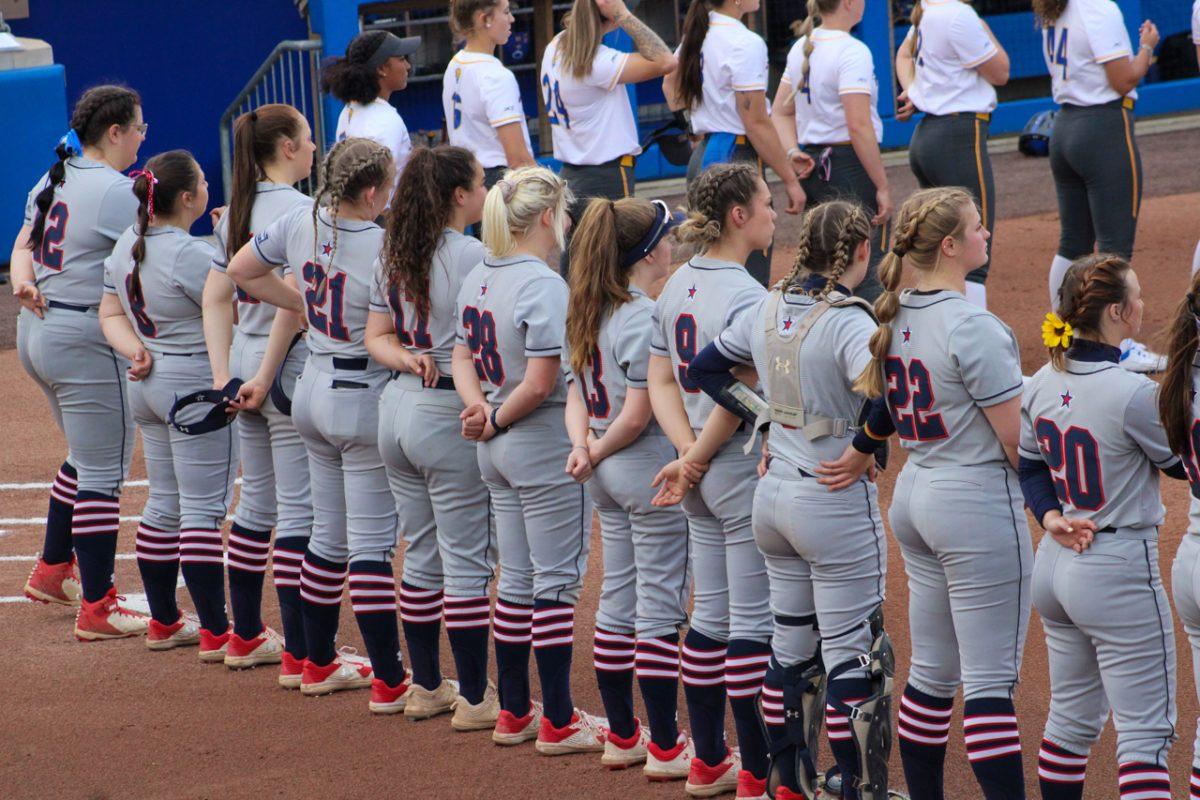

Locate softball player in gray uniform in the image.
[12,85,146,639]
[857,187,1031,800]
[1033,0,1158,310]
[660,201,892,800]
[452,166,600,754]
[646,162,774,799]
[100,151,237,660]
[365,145,494,726]
[564,197,690,777]
[772,0,892,303]
[228,138,411,714]
[1160,275,1200,800]
[1021,255,1179,800]
[203,104,315,681]
[664,0,804,288]
[895,0,1009,309]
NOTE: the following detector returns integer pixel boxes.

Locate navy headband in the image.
[168,379,244,436]
[619,199,679,269]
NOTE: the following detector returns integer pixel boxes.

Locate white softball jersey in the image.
[903,0,999,115]
[540,34,640,165]
[442,50,532,169]
[686,11,769,135]
[781,29,883,145]
[1042,0,1136,106]
[252,204,384,358]
[336,98,413,197]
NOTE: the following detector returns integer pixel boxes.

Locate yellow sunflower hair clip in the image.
[1042,312,1073,348]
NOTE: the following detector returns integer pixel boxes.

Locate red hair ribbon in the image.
[129,168,159,220]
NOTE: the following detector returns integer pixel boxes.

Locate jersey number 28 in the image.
[462,305,504,385]
[885,356,947,441]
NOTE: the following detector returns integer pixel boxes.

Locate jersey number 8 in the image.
[463,305,505,385]
[1034,418,1104,510]
[885,356,947,441]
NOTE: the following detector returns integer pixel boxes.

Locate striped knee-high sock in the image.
[533,600,576,729]
[179,528,229,634]
[71,491,120,602]
[444,594,491,704]
[1118,762,1171,800]
[761,661,795,790]
[682,629,728,767]
[349,562,404,687]
[43,462,77,564]
[299,551,346,667]
[1037,739,1087,800]
[1189,763,1200,800]
[636,633,681,749]
[493,599,533,716]
[134,522,179,625]
[399,582,443,690]
[898,684,953,800]
[963,697,1023,800]
[826,677,872,799]
[271,536,307,660]
[594,628,637,739]
[726,639,772,780]
[226,523,271,640]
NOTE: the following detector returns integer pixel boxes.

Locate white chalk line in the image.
[0,478,242,491]
[0,574,184,607]
[0,514,236,527]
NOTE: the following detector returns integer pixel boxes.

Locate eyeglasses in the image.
[132,123,149,135]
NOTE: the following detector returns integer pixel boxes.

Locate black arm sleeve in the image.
[1161,460,1189,481]
[851,396,895,454]
[1018,455,1062,527]
[687,342,760,428]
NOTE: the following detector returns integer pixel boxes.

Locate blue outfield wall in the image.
[0,65,67,255]
[6,0,308,237]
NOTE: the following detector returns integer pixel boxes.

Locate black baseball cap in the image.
[362,31,422,69]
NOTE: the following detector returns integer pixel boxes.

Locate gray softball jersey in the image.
[568,285,656,432]
[1020,351,1179,530]
[370,228,485,374]
[715,288,877,475]
[887,289,1023,468]
[211,182,312,337]
[103,226,212,354]
[454,254,570,407]
[24,157,138,307]
[650,256,766,430]
[252,205,384,359]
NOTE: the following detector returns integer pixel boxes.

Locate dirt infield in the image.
[1,126,1199,800]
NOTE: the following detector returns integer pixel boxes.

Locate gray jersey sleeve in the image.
[514,275,568,357]
[725,284,766,329]
[614,305,654,388]
[948,313,1024,407]
[24,178,43,226]
[1125,380,1180,469]
[368,261,389,313]
[174,239,216,306]
[834,308,877,384]
[713,299,761,365]
[649,298,669,358]
[212,213,230,271]
[251,210,296,267]
[96,178,139,242]
[1018,386,1042,461]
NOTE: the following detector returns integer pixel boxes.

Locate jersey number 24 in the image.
[541,75,571,129]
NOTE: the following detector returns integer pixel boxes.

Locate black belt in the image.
[925,111,992,122]
[333,356,369,371]
[1062,97,1135,111]
[563,154,637,170]
[157,352,201,358]
[47,300,92,313]
[390,371,455,391]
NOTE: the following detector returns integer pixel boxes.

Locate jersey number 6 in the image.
[1034,418,1104,511]
[885,356,947,441]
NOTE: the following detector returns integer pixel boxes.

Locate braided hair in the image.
[310,137,393,294]
[855,186,974,397]
[675,162,760,253]
[1049,254,1131,371]
[782,201,871,299]
[28,85,140,251]
[794,0,844,100]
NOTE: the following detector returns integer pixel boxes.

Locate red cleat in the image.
[74,588,149,641]
[24,557,81,605]
[198,627,232,663]
[278,651,305,690]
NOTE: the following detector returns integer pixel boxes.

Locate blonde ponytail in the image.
[481,166,573,258]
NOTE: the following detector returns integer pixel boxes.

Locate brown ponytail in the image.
[1160,274,1200,457]
[129,150,202,306]
[676,0,713,112]
[566,197,658,373]
[28,85,140,251]
[854,187,974,397]
[1032,0,1068,23]
[781,200,871,299]
[560,0,604,80]
[381,145,478,318]
[227,104,306,261]
[1048,254,1132,371]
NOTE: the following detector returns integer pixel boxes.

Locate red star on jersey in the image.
[321,241,333,256]
[1060,390,1073,408]
[782,317,794,331]
[479,283,488,298]
[687,285,698,300]
[901,326,912,343]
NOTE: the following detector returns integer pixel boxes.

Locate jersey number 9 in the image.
[885,356,948,441]
[1034,418,1104,511]
[674,314,700,393]
[463,305,505,385]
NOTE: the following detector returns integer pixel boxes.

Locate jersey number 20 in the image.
[1034,418,1103,510]
[885,356,947,441]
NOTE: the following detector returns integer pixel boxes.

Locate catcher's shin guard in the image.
[826,608,895,800]
[767,650,828,799]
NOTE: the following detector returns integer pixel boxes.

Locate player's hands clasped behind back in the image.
[460,401,495,442]
[1042,511,1097,554]
[816,443,878,491]
[127,346,153,382]
[14,281,47,318]
[650,456,709,507]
